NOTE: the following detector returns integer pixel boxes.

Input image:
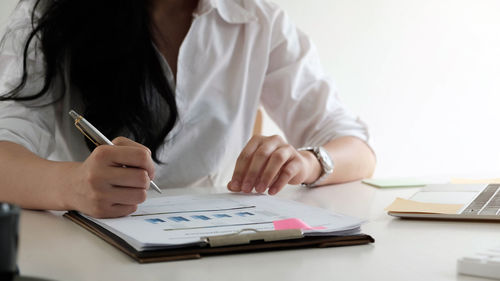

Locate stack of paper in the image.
[83,193,365,251]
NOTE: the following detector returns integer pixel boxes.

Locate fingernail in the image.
[228,180,240,191]
[242,182,252,192]
[256,183,266,193]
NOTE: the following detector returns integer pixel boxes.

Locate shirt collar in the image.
[194,0,257,24]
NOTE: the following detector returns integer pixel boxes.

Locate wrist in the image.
[299,150,322,184]
[54,161,81,211]
[297,146,335,187]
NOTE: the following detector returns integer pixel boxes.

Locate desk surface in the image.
[17,182,498,281]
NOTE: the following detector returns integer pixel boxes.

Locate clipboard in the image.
[64,211,374,263]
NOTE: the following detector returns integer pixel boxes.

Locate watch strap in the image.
[297,146,333,187]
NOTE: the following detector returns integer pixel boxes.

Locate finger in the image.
[227,181,239,192]
[241,144,277,193]
[102,166,151,189]
[92,145,155,180]
[103,204,139,218]
[85,202,138,219]
[105,186,148,205]
[112,136,152,155]
[255,145,293,193]
[228,136,264,192]
[289,171,306,185]
[112,137,155,180]
[240,136,285,193]
[268,159,302,195]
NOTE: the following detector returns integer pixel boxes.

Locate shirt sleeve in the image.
[260,8,370,148]
[0,0,56,158]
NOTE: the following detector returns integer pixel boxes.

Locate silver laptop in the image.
[388,183,500,220]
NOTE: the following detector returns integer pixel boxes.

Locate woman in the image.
[0,0,375,218]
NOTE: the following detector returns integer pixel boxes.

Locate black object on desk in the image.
[0,203,55,281]
[0,203,20,281]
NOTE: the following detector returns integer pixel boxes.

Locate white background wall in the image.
[271,0,500,180]
[1,0,499,180]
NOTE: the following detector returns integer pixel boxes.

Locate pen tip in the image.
[150,181,162,194]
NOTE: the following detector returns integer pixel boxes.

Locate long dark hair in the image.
[0,0,178,163]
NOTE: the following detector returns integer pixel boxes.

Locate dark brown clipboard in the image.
[64,211,374,263]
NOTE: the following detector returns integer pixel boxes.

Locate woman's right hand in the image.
[65,137,155,218]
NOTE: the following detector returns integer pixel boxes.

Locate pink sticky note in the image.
[273,218,326,230]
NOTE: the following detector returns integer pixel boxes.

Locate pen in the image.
[69,109,162,194]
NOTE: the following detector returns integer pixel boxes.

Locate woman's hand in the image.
[66,137,155,218]
[227,135,321,195]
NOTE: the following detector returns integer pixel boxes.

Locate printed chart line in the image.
[131,206,256,217]
[163,221,272,232]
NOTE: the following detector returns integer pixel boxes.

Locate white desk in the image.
[17,182,499,281]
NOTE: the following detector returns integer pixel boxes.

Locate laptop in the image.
[388,183,500,220]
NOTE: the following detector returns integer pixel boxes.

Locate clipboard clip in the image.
[205,228,304,248]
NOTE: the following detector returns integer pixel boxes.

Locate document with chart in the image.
[75,193,365,251]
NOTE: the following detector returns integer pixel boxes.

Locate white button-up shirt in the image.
[0,0,369,189]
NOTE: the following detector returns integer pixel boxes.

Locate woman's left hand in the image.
[227,135,321,195]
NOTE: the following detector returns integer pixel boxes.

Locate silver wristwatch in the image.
[297,146,334,187]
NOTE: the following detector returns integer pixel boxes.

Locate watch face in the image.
[318,147,334,173]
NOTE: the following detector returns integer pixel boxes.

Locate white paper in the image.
[83,193,364,251]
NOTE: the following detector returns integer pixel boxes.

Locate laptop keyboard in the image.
[462,184,500,215]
